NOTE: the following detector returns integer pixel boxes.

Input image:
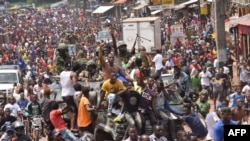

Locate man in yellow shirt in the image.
[100,72,126,116]
[47,60,57,75]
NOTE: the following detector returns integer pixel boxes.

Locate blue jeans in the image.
[164,100,183,116]
[154,68,163,80]
[107,93,120,113]
[60,128,78,141]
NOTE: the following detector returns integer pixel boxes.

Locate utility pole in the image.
[197,0,201,20]
[214,0,227,68]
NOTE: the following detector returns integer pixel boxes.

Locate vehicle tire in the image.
[94,129,114,141]
[35,130,39,141]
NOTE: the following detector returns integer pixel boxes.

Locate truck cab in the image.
[0,69,21,102]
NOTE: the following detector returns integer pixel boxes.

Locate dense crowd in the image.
[0,2,246,141]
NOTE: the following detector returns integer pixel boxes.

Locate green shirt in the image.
[196,99,209,118]
[191,76,201,90]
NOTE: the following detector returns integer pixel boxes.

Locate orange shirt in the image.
[78,96,92,127]
[50,109,67,131]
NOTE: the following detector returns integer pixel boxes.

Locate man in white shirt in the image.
[60,62,77,131]
[33,79,43,100]
[4,96,21,117]
[152,49,163,80]
[199,67,212,89]
[242,79,250,95]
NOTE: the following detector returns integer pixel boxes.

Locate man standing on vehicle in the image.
[126,46,151,78]
[152,49,163,80]
[60,62,78,131]
[99,43,132,81]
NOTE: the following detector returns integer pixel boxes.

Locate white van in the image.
[0,69,21,99]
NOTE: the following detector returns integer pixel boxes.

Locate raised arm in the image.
[98,43,106,67]
[109,27,118,56]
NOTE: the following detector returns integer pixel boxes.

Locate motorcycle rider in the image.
[0,124,15,141]
[26,95,45,137]
[12,120,32,141]
[26,95,42,117]
[0,108,17,128]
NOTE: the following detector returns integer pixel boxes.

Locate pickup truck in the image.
[0,69,21,103]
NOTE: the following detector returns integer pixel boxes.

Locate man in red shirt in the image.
[50,102,77,141]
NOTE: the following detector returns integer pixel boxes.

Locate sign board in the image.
[162,0,174,4]
[200,5,208,15]
[170,24,185,45]
[148,5,174,10]
[171,24,184,34]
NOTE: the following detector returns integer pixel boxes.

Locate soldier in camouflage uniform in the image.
[63,30,78,44]
[72,49,88,75]
[86,59,102,81]
[126,46,151,77]
[115,41,132,67]
[55,42,71,74]
[109,28,132,68]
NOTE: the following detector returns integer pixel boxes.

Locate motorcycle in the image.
[19,110,30,136]
[30,116,43,141]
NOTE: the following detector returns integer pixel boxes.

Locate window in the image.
[0,73,18,83]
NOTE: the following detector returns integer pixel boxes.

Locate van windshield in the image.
[0,73,18,83]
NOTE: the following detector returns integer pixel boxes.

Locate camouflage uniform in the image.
[55,43,71,74]
[72,50,87,75]
[127,52,151,77]
[87,60,102,81]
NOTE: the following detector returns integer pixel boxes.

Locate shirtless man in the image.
[99,43,132,81]
[231,98,246,124]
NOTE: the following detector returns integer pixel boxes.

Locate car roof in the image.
[161,73,173,77]
[0,69,19,73]
[0,65,20,70]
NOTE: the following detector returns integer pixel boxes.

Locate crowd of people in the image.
[0,2,247,141]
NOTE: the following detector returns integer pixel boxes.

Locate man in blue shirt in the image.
[213,107,237,141]
[16,91,29,110]
[181,105,208,139]
[228,87,245,108]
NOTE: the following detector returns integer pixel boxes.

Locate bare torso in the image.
[102,63,120,80]
[232,108,245,121]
